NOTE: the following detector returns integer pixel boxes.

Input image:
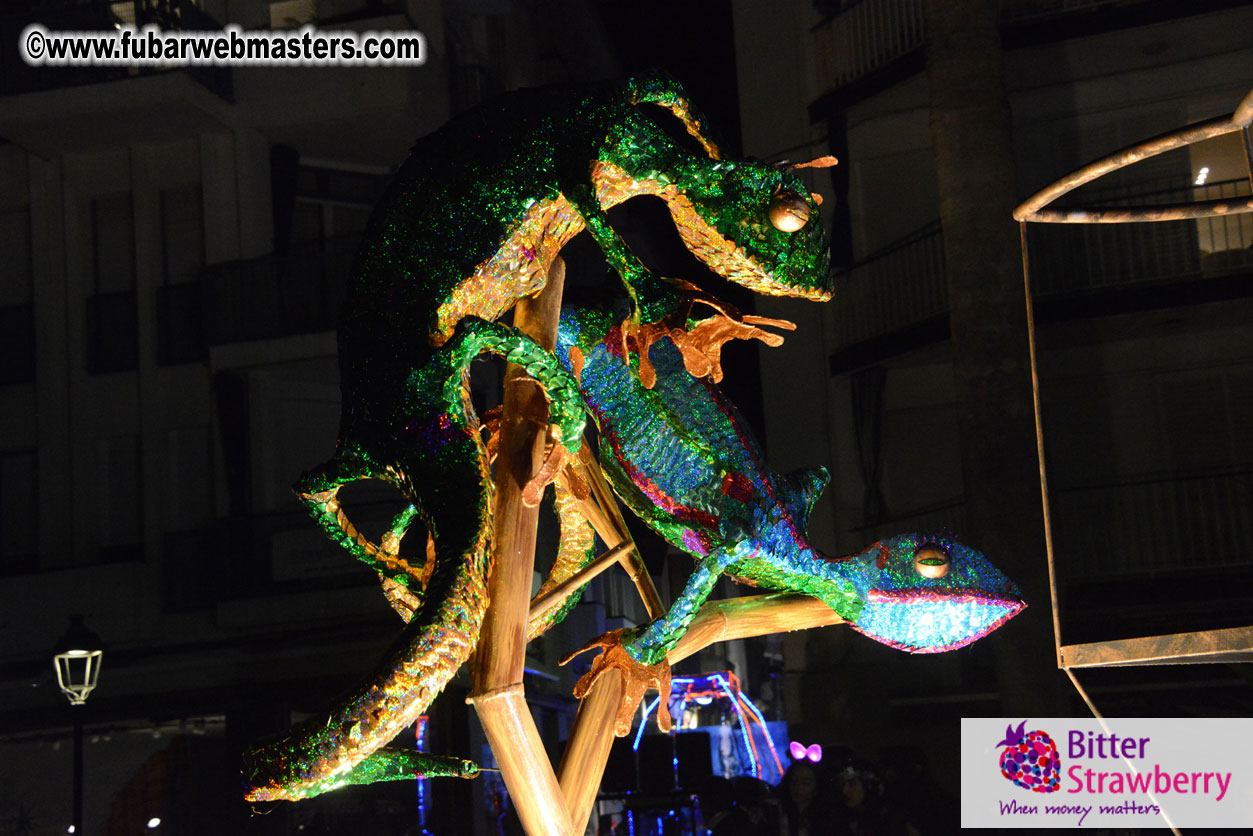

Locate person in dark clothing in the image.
[714,776,777,836]
[777,761,833,836]
[832,759,908,836]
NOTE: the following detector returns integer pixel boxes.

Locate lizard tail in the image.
[626,71,722,161]
[243,318,585,802]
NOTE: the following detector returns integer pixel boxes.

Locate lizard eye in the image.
[769,191,810,232]
[913,544,950,579]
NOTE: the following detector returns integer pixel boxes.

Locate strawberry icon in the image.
[996,720,1060,793]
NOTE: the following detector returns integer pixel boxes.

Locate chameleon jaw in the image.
[851,589,1027,653]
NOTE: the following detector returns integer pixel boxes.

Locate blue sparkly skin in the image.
[557,304,1025,663]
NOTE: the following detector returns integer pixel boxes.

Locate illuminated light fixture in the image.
[415,716,429,829]
[632,696,661,751]
[1195,166,1209,185]
[53,616,103,706]
[147,818,161,828]
[55,616,104,836]
[631,672,786,782]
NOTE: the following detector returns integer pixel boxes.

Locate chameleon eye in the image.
[913,544,950,579]
[769,191,810,232]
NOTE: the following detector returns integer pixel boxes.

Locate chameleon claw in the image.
[522,436,571,507]
[620,285,796,387]
[560,628,672,736]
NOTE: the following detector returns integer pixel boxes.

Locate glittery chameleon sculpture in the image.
[242,73,1022,803]
[554,301,1024,732]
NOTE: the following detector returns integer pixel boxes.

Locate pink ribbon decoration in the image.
[789,741,822,763]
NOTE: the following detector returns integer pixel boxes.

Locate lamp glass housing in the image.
[54,649,102,705]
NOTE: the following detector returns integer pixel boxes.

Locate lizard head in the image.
[662,158,834,302]
[600,79,834,306]
[848,534,1025,653]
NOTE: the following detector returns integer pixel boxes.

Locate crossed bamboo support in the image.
[467,257,847,835]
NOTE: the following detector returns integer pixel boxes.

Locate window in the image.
[87,193,138,374]
[156,185,208,364]
[0,148,34,385]
[0,451,37,574]
[97,435,143,562]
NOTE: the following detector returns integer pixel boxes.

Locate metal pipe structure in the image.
[72,709,83,836]
[1014,89,1253,715]
[1014,89,1253,224]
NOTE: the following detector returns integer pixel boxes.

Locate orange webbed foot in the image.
[560,629,672,736]
[620,283,796,388]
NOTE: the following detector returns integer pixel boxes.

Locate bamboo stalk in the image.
[578,445,667,619]
[477,687,574,835]
[469,257,573,836]
[559,468,621,548]
[666,593,845,665]
[527,542,633,629]
[558,592,845,827]
[545,449,664,828]
[557,668,623,834]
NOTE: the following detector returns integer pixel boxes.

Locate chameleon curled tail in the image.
[242,319,586,802]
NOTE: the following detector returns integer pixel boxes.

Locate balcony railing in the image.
[1052,469,1253,578]
[849,495,967,543]
[1029,176,1253,294]
[829,178,1252,353]
[829,220,945,347]
[813,0,1137,95]
[202,236,358,346]
[812,0,926,95]
[0,1,232,101]
[841,469,1250,580]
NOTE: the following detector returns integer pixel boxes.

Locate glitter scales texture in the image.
[243,72,836,804]
[554,305,1025,676]
[242,73,1021,803]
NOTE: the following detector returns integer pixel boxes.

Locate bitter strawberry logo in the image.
[996,720,1061,793]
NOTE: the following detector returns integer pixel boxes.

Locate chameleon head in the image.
[662,158,833,302]
[849,534,1025,653]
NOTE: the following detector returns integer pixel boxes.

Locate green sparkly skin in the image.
[245,72,834,803]
[245,319,584,803]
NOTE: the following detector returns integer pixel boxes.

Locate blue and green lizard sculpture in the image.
[553,301,1024,732]
[242,73,1023,803]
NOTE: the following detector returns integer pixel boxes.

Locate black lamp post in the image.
[53,615,104,836]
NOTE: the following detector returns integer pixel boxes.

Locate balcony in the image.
[0,1,231,100]
[199,235,358,347]
[809,0,1236,114]
[848,469,1252,579]
[828,177,1253,368]
[0,1,233,153]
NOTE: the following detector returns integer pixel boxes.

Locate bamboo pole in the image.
[469,257,573,836]
[553,446,667,832]
[527,542,633,629]
[558,592,845,830]
[666,593,845,665]
[578,446,666,619]
[556,668,624,833]
[554,455,656,832]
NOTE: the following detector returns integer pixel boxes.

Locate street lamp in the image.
[54,615,104,836]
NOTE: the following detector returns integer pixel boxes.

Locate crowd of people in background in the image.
[698,747,958,836]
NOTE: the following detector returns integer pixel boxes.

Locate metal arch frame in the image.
[1014,89,1253,224]
[1014,88,1253,704]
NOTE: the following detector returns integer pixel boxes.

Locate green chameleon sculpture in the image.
[242,73,1022,803]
